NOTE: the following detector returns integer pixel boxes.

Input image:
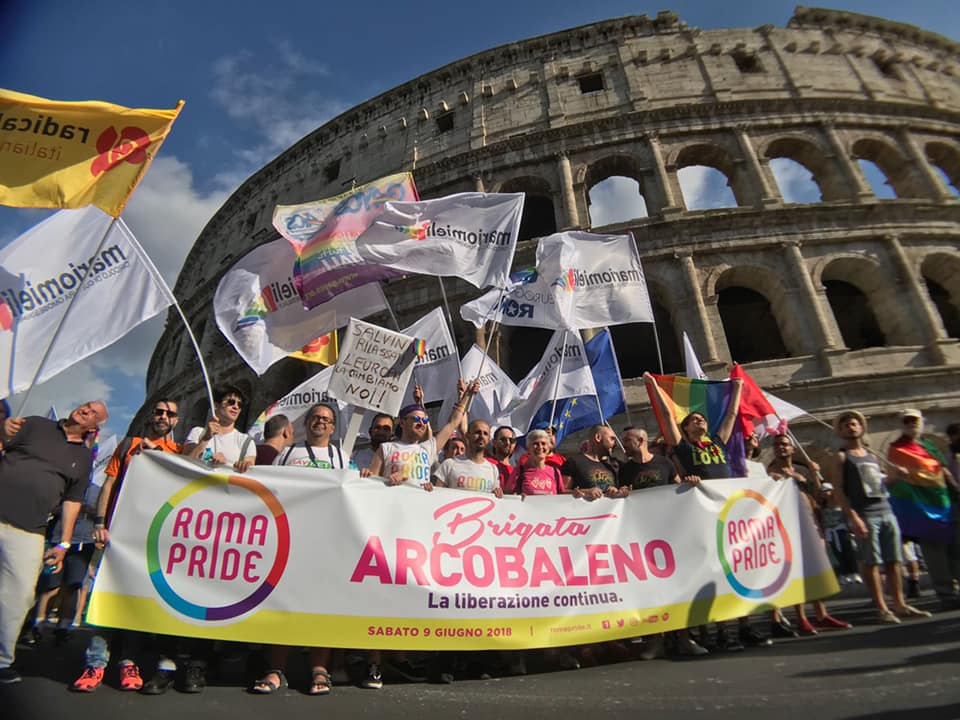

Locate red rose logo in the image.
[90,126,151,176]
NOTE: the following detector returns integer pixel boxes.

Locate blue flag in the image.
[529,329,627,442]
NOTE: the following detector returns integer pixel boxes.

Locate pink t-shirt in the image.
[510,465,562,495]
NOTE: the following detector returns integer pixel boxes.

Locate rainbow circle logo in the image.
[716,489,792,600]
[146,472,290,621]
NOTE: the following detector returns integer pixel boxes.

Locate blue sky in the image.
[0,0,955,438]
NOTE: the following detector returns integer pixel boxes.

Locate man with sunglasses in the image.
[487,426,519,493]
[352,414,395,471]
[72,400,181,692]
[183,385,256,472]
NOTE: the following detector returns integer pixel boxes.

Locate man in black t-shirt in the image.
[0,401,107,684]
[618,428,681,490]
[562,424,625,499]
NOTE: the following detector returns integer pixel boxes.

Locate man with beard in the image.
[72,400,181,692]
[275,403,346,469]
[0,401,107,684]
[887,409,960,611]
[352,413,395,471]
[563,424,624,499]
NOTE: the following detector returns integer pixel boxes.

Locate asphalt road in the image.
[3,585,959,720]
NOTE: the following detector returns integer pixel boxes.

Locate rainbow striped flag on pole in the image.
[887,438,953,543]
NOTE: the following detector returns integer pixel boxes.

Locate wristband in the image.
[94,515,105,525]
[56,541,71,550]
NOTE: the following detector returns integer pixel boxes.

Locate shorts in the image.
[859,512,903,566]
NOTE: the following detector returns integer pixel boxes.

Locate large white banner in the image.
[537,230,654,330]
[356,193,523,290]
[213,239,388,375]
[88,453,837,649]
[0,207,173,397]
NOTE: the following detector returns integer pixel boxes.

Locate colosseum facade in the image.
[144,6,960,462]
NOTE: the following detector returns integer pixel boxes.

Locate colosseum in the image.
[144,6,960,462]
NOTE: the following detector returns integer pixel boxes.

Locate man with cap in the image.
[887,409,960,611]
[834,410,931,623]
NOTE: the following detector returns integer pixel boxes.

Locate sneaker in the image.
[853,574,863,584]
[180,663,206,693]
[739,626,773,647]
[796,618,818,636]
[71,666,104,692]
[813,614,852,630]
[387,658,426,682]
[770,619,798,638]
[676,637,709,657]
[896,604,932,619]
[119,662,143,691]
[638,635,664,661]
[715,630,744,652]
[360,663,383,689]
[18,626,41,648]
[0,667,21,684]
[557,652,581,670]
[140,669,176,695]
[877,609,902,624]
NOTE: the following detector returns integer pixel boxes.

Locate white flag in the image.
[356,193,523,289]
[248,365,348,443]
[538,231,654,330]
[0,207,173,398]
[460,268,563,329]
[213,239,388,375]
[398,307,461,419]
[683,331,708,380]
[459,344,520,429]
[507,330,597,433]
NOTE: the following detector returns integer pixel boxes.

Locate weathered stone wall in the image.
[143,7,960,450]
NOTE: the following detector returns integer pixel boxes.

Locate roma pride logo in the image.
[716,489,792,599]
[146,472,290,622]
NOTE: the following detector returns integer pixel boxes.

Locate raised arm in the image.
[434,380,477,450]
[643,373,682,447]
[716,378,743,446]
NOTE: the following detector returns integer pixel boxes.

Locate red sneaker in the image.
[814,614,852,630]
[797,618,818,636]
[71,666,104,692]
[119,662,143,690]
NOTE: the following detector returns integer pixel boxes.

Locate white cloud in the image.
[588,177,649,227]
[678,165,738,210]
[769,157,820,204]
[209,44,349,187]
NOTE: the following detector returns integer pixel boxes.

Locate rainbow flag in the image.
[412,338,427,360]
[646,374,746,476]
[887,439,952,543]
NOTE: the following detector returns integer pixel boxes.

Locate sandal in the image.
[308,668,332,696]
[250,669,287,694]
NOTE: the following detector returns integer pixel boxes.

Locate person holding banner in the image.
[183,385,256,472]
[487,426,519,492]
[562,425,625,500]
[433,420,502,497]
[509,430,565,496]
[351,414,395,471]
[0,401,107,684]
[255,415,293,466]
[364,383,478,490]
[274,404,347,469]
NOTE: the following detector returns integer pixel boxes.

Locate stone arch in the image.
[851,137,923,199]
[714,265,794,362]
[763,135,844,201]
[921,252,960,339]
[609,279,681,377]
[583,154,650,226]
[673,143,746,209]
[498,175,557,241]
[925,141,960,195]
[819,256,910,348]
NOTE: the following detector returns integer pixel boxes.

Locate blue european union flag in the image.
[529,329,626,442]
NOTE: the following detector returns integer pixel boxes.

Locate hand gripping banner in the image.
[88,452,838,650]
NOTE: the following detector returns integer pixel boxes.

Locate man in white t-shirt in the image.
[274,403,347,469]
[363,383,475,490]
[182,385,256,472]
[433,419,502,497]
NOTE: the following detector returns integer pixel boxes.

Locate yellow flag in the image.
[0,88,183,217]
[289,330,338,366]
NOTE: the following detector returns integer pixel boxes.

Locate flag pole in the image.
[437,277,459,352]
[13,217,118,417]
[467,288,507,410]
[650,315,665,375]
[547,330,568,435]
[125,229,216,416]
